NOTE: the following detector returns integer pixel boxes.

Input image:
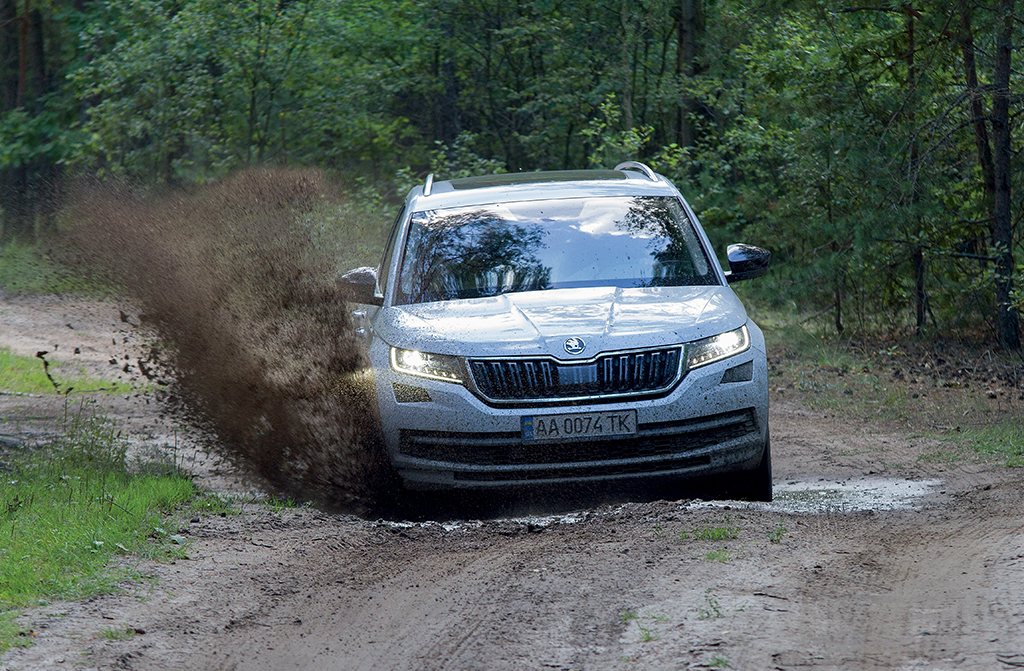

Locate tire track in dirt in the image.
[771,484,1024,669]
[205,521,648,671]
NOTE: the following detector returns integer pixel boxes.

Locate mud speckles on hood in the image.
[374,286,747,358]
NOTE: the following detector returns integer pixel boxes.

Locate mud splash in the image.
[65,169,397,513]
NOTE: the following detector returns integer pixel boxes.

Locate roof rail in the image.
[423,173,434,196]
[614,161,659,182]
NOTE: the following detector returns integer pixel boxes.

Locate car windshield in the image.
[394,195,716,305]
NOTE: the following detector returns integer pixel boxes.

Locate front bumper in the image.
[370,325,769,490]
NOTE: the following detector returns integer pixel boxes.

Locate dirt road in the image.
[2,295,1023,670]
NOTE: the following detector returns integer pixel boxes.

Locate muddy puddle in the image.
[378,476,945,532]
[697,476,945,514]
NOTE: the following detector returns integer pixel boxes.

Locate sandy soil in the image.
[2,295,1023,671]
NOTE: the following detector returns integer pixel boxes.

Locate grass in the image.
[0,347,132,395]
[956,421,1024,467]
[761,316,1024,468]
[703,549,733,563]
[689,519,741,542]
[97,624,138,640]
[190,492,242,517]
[0,404,198,652]
[0,241,112,296]
[0,610,33,650]
[767,521,787,544]
[922,421,1024,467]
[637,622,659,642]
[697,590,724,620]
[621,609,669,643]
[263,496,306,513]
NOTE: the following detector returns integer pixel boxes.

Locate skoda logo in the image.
[564,337,586,355]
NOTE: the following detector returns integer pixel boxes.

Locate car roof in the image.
[404,164,683,212]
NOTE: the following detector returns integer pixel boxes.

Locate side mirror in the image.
[338,266,383,305]
[724,244,771,284]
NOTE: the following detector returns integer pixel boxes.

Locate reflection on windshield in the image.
[396,196,715,305]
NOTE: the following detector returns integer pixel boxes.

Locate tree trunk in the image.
[834,274,844,336]
[913,246,927,334]
[675,0,700,148]
[620,0,634,131]
[0,0,17,110]
[958,2,995,214]
[991,0,1020,349]
[432,15,460,147]
[16,0,26,107]
[906,6,927,336]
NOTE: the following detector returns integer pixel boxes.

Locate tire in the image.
[738,429,773,502]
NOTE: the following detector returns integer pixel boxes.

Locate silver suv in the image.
[341,162,772,501]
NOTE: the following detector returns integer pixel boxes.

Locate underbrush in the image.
[0,241,111,296]
[932,421,1024,468]
[762,314,1024,467]
[0,404,197,652]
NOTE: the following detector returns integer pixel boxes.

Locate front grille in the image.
[469,347,682,403]
[398,408,758,469]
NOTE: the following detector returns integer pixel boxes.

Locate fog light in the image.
[721,360,753,383]
[393,383,432,403]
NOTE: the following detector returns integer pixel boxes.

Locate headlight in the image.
[686,325,750,370]
[390,347,463,383]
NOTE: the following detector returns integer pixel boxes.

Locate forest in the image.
[0,0,1021,349]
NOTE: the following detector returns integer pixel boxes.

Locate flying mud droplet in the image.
[64,168,398,514]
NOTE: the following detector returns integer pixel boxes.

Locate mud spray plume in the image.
[66,168,396,513]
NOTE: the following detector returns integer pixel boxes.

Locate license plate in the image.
[521,410,637,442]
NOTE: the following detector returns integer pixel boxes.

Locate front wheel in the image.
[737,429,772,502]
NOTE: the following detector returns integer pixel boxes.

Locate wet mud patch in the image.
[691,476,944,514]
[63,169,397,514]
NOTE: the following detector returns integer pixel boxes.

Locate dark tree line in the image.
[0,0,1020,348]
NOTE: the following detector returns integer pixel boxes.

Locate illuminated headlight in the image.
[390,348,463,383]
[685,325,750,370]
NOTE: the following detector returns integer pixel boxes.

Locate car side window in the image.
[377,206,406,296]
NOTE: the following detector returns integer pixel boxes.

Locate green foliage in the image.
[767,521,787,544]
[1,0,1021,346]
[189,493,242,517]
[637,622,660,642]
[0,610,34,653]
[697,589,724,620]
[0,242,112,296]
[0,407,197,617]
[69,0,331,181]
[0,107,73,170]
[957,421,1024,468]
[97,624,138,641]
[691,519,741,541]
[301,183,394,271]
[581,96,653,169]
[703,549,733,563]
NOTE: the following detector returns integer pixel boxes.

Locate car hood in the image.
[373,286,748,359]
